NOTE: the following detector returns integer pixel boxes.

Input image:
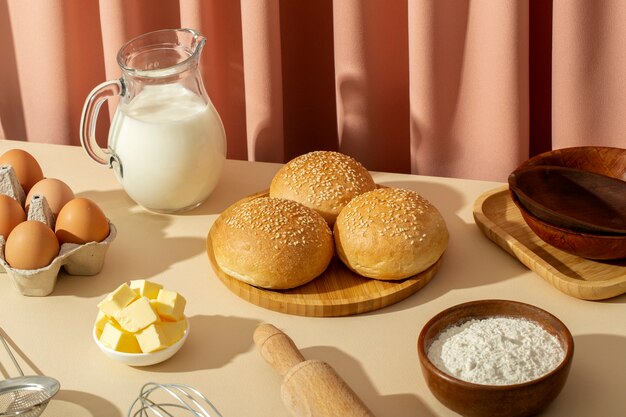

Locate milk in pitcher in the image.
[108,84,226,212]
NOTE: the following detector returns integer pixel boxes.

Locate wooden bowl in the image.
[417,300,574,417]
[509,165,626,234]
[515,146,626,179]
[511,192,626,260]
[510,146,626,260]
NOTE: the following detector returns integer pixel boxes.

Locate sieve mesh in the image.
[0,386,49,417]
[0,330,59,417]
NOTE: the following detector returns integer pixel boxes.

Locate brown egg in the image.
[26,178,75,216]
[55,198,110,244]
[0,194,26,239]
[0,149,44,194]
[5,220,59,269]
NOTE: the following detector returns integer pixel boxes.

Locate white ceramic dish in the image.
[93,319,189,366]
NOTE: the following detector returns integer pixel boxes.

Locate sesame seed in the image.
[223,197,331,247]
[337,188,438,243]
[272,151,376,207]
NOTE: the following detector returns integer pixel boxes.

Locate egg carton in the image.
[0,164,26,203]
[0,165,116,296]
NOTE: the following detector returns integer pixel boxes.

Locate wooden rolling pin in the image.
[254,323,375,417]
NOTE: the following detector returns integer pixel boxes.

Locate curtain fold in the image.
[552,0,626,150]
[333,0,410,173]
[410,0,529,181]
[0,0,624,181]
[241,0,284,162]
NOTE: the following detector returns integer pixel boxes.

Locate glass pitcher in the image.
[80,28,226,213]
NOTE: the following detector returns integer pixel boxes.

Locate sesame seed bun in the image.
[333,188,448,280]
[211,197,334,289]
[269,151,376,226]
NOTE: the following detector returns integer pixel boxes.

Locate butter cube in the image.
[97,283,137,317]
[95,311,122,332]
[155,290,186,321]
[130,279,163,299]
[94,310,109,333]
[136,324,169,353]
[161,319,187,345]
[99,322,141,353]
[114,297,159,333]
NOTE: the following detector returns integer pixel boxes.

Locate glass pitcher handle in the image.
[79,79,123,165]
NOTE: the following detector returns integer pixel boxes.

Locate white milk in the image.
[108,84,226,212]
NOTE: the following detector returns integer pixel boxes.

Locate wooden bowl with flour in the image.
[417,300,574,417]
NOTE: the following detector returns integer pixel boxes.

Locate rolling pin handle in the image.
[254,323,306,376]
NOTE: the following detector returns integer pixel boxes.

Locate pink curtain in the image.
[0,0,624,181]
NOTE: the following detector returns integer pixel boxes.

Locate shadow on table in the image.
[139,314,261,373]
[47,390,122,417]
[0,331,121,417]
[604,293,626,304]
[302,345,436,417]
[51,189,206,298]
[551,333,626,416]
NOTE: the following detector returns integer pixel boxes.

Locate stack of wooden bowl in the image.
[508,146,626,260]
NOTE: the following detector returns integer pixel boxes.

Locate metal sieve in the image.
[0,330,60,417]
[128,382,222,417]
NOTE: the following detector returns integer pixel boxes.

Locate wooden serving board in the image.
[206,191,443,317]
[473,185,626,300]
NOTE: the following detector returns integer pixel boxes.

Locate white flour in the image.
[427,317,565,385]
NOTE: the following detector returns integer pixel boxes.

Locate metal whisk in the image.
[0,331,60,417]
[128,383,222,417]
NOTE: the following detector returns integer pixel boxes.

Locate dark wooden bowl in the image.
[418,300,574,417]
[515,146,626,180]
[510,146,626,260]
[511,192,626,260]
[509,165,626,234]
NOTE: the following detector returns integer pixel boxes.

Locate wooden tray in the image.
[206,192,443,317]
[473,185,626,300]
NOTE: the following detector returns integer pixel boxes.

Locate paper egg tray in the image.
[0,164,116,296]
[0,223,116,296]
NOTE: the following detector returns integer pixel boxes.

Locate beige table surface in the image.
[0,140,624,417]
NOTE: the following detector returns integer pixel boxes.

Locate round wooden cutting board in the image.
[206,192,443,317]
